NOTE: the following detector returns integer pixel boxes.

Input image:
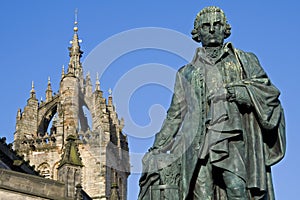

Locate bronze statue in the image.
[138,6,286,200]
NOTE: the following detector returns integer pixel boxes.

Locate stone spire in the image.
[67,9,83,79]
[46,77,53,102]
[58,135,83,168]
[58,135,83,198]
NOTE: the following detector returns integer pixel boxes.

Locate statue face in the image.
[198,12,226,47]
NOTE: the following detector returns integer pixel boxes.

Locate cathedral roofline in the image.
[0,137,39,175]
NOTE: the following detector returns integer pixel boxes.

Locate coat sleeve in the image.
[153,69,187,149]
[236,51,286,165]
[237,52,281,130]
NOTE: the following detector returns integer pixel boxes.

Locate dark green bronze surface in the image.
[139,6,285,200]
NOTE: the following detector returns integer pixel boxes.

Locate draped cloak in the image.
[138,43,286,200]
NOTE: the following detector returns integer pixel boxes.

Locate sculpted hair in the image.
[191,6,231,43]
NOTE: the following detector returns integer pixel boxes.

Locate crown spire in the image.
[67,9,83,78]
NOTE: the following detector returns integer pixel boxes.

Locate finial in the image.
[46,76,53,102]
[31,81,35,92]
[47,76,52,90]
[95,72,101,91]
[61,64,65,78]
[108,88,113,106]
[30,81,36,98]
[17,108,22,120]
[96,72,100,84]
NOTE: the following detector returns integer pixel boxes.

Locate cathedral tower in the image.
[13,15,130,200]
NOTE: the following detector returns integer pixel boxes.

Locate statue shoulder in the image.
[235,48,260,64]
[178,63,195,75]
[234,48,267,78]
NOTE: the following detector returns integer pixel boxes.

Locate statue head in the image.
[191,6,231,47]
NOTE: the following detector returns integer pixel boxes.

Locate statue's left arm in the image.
[228,51,286,165]
[228,51,282,129]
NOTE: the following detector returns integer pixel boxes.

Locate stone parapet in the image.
[0,168,71,200]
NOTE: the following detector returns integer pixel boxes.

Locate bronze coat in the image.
[152,43,285,199]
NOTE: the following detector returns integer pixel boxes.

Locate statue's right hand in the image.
[208,87,229,103]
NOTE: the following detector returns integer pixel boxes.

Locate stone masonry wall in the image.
[0,169,70,200]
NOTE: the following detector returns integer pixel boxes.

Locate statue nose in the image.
[209,25,215,33]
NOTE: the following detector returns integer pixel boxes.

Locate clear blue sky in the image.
[0,1,299,199]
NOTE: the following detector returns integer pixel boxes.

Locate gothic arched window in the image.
[38,162,51,179]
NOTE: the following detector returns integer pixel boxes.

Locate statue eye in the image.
[213,22,223,30]
[201,23,210,31]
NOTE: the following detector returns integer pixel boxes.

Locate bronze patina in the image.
[139,6,285,200]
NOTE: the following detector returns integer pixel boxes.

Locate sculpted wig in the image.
[191,6,231,43]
